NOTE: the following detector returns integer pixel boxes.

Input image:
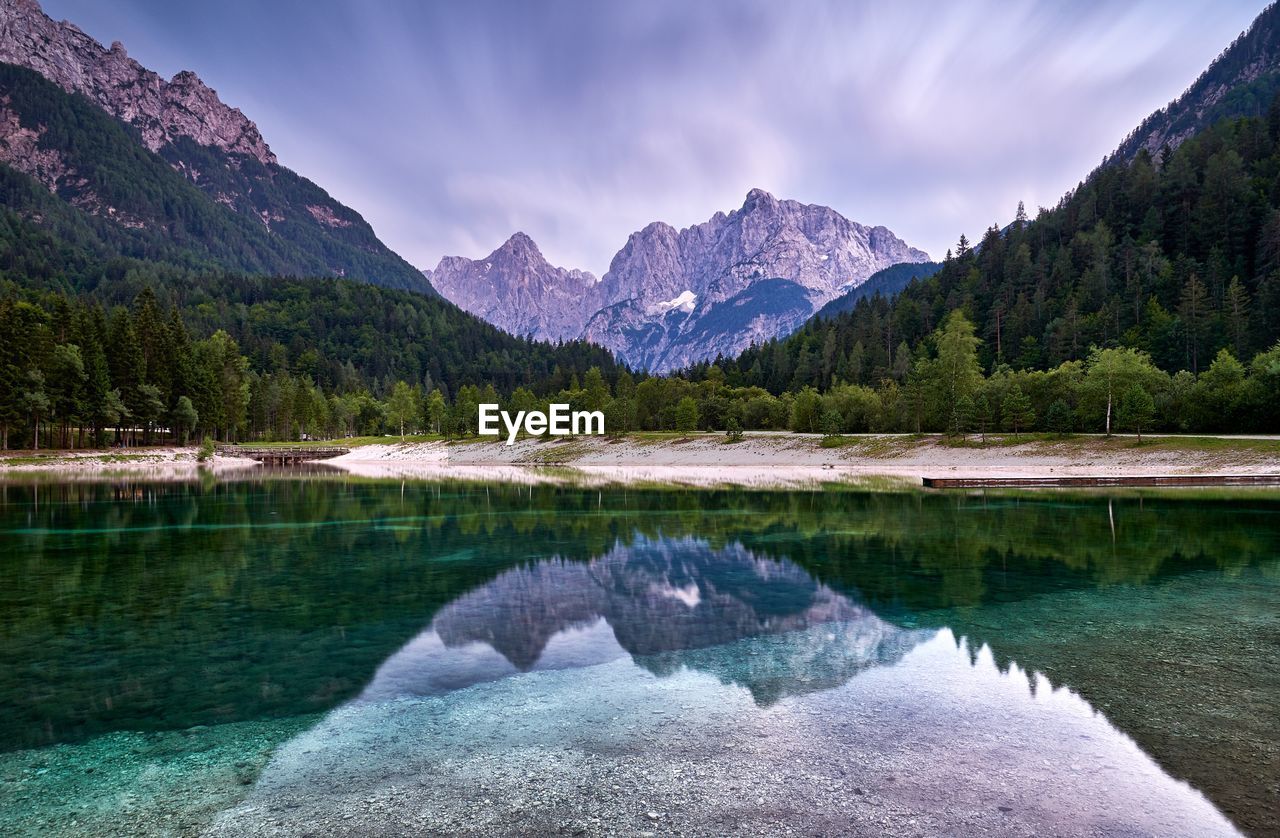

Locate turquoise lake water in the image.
[0,477,1277,835]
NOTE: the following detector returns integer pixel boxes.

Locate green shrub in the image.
[197,436,216,463]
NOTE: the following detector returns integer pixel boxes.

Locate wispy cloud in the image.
[45,0,1266,274]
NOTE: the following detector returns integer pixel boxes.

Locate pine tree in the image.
[1045,399,1074,436]
[1001,384,1036,437]
[930,311,983,434]
[107,309,145,444]
[20,369,49,450]
[1178,273,1209,374]
[1225,276,1251,359]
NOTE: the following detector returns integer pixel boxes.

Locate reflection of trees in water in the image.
[7,480,1276,610]
[2,479,1277,749]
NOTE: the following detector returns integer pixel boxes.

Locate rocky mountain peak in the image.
[497,231,541,259]
[425,235,600,342]
[582,191,930,370]
[742,187,778,210]
[426,191,928,370]
[0,0,276,164]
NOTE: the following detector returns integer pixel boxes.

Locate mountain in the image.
[428,189,928,371]
[813,260,941,321]
[1112,2,1280,163]
[584,189,929,370]
[0,62,383,282]
[0,0,430,292]
[423,232,599,341]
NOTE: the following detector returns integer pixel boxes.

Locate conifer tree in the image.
[1001,384,1035,437]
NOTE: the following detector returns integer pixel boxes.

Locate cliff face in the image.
[0,0,273,163]
[424,233,600,342]
[429,189,929,370]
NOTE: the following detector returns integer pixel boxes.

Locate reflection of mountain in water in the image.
[361,536,930,705]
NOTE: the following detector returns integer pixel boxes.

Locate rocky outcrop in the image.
[0,0,274,164]
[0,95,64,187]
[1111,3,1280,163]
[424,232,600,341]
[428,189,929,370]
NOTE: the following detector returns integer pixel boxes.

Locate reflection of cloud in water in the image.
[360,536,930,706]
[212,626,1241,837]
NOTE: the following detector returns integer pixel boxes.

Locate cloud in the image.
[44,0,1267,273]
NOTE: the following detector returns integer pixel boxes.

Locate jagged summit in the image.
[497,231,543,257]
[428,189,929,370]
[0,0,274,163]
[425,233,600,342]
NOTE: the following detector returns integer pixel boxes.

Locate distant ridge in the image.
[813,261,942,321]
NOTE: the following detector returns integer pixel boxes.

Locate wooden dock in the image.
[220,445,350,465]
[923,474,1280,489]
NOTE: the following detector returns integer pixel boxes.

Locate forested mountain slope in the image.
[0,265,621,446]
[0,63,364,283]
[813,261,942,321]
[1112,2,1280,163]
[0,0,430,291]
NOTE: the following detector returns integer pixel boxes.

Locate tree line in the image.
[4,282,1278,450]
[237,308,1280,442]
[0,286,618,449]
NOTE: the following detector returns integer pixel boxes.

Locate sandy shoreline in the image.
[0,447,259,481]
[5,434,1275,488]
[327,434,1280,487]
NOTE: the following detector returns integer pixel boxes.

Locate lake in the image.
[0,477,1276,836]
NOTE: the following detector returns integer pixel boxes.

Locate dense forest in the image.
[0,281,620,448]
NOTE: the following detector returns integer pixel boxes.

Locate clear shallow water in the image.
[0,479,1277,836]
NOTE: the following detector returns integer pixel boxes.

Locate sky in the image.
[43,0,1266,276]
